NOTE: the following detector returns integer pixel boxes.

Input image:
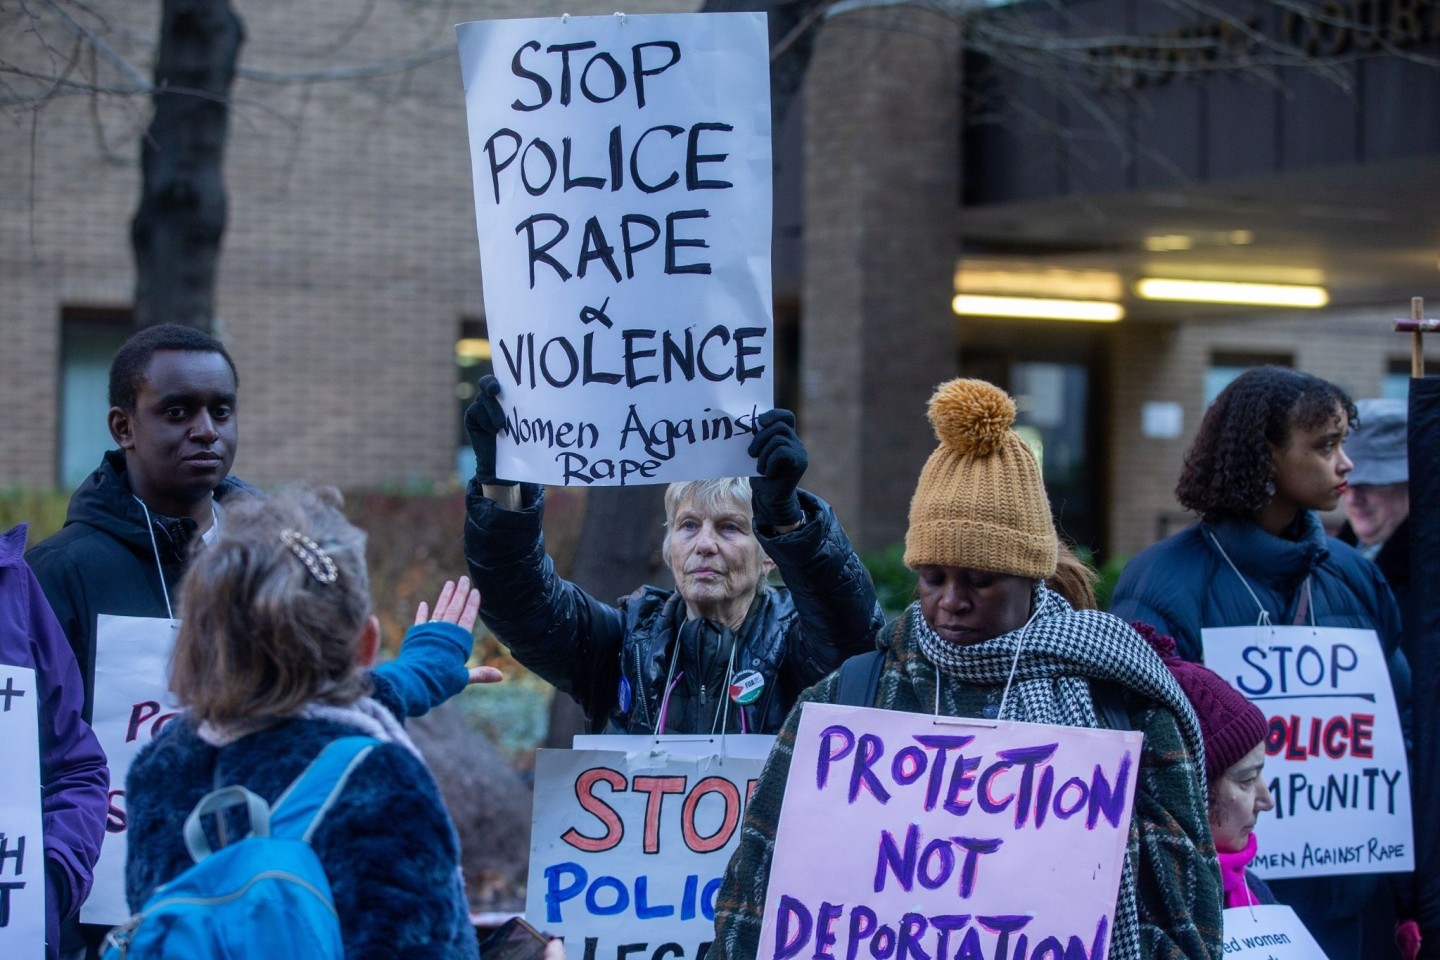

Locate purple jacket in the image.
[0,524,109,960]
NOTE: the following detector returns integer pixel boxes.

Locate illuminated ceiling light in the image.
[1144,234,1194,252]
[953,294,1124,322]
[456,337,492,361]
[955,263,1124,301]
[1135,278,1329,307]
[1228,229,1254,245]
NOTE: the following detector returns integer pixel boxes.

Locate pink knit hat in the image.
[1132,622,1268,780]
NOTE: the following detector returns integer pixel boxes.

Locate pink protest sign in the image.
[759,703,1142,960]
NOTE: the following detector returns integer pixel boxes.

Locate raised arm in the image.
[461,377,627,723]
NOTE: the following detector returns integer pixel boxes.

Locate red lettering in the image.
[632,775,686,854]
[126,701,160,742]
[681,776,741,854]
[560,767,626,852]
[1352,713,1375,758]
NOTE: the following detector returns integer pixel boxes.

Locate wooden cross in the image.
[1395,296,1440,378]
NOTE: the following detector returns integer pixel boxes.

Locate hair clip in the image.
[280,529,338,585]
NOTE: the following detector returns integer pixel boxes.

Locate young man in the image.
[28,324,251,712]
[27,323,254,958]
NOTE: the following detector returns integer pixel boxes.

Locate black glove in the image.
[465,375,515,486]
[748,408,807,529]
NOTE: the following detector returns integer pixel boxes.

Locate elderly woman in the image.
[712,379,1221,960]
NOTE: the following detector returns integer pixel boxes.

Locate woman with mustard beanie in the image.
[712,379,1222,960]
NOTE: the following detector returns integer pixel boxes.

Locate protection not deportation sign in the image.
[526,736,771,959]
[759,703,1141,960]
[1203,625,1413,879]
[0,665,45,960]
[456,12,773,487]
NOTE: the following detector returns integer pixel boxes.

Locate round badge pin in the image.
[617,675,633,714]
[728,669,765,705]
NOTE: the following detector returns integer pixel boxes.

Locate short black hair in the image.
[1176,366,1356,522]
[108,324,238,411]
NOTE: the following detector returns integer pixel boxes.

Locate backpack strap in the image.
[269,736,380,842]
[1089,681,1134,732]
[835,650,885,708]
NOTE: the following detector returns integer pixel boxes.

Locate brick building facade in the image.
[5,0,1440,564]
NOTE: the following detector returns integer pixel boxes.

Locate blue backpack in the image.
[103,735,379,960]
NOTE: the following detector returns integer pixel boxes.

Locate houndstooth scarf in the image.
[912,584,1205,960]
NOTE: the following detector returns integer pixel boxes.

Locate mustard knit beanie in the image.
[903,378,1058,579]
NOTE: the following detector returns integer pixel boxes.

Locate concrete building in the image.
[4,0,1439,564]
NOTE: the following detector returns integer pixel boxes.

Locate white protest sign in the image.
[0,666,45,959]
[1203,625,1412,879]
[759,703,1141,960]
[84,614,181,925]
[1222,905,1330,958]
[457,12,774,487]
[526,736,771,959]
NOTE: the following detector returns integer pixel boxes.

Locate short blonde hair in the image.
[170,488,372,725]
[661,478,772,592]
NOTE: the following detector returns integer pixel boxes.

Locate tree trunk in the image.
[131,0,244,331]
[542,484,668,747]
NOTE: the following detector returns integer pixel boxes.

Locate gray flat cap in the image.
[1347,398,1408,486]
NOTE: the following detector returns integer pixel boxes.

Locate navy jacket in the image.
[0,524,109,960]
[464,483,882,734]
[1112,512,1408,960]
[125,708,477,959]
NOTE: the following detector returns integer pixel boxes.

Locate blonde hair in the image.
[1047,541,1100,610]
[170,488,372,725]
[661,478,772,592]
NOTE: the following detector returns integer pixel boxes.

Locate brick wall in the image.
[1,0,697,492]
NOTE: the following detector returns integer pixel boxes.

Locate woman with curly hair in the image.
[1111,365,1408,960]
[713,379,1221,960]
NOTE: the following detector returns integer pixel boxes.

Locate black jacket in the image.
[26,449,259,718]
[1339,516,1416,664]
[464,483,883,734]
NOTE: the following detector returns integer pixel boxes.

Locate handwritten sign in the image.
[1222,904,1329,958]
[526,736,770,959]
[0,666,44,959]
[1203,625,1413,879]
[84,614,181,924]
[759,703,1141,960]
[456,12,774,486]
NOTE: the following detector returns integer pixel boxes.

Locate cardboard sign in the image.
[0,666,45,959]
[759,703,1142,960]
[1222,904,1330,958]
[456,12,774,487]
[83,614,182,925]
[1203,625,1413,879]
[526,736,771,959]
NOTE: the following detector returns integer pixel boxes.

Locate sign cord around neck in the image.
[133,495,174,619]
[1205,529,1274,628]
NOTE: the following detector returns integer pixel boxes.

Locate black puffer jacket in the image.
[26,449,260,717]
[464,483,883,734]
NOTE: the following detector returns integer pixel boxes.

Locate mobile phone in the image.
[479,916,552,960]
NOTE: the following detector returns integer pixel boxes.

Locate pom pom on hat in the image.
[929,379,1016,457]
[904,378,1057,579]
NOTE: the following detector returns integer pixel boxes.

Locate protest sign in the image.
[456,12,774,487]
[759,703,1141,960]
[1221,904,1329,958]
[83,614,181,925]
[0,665,44,959]
[527,736,770,959]
[1203,625,1413,879]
